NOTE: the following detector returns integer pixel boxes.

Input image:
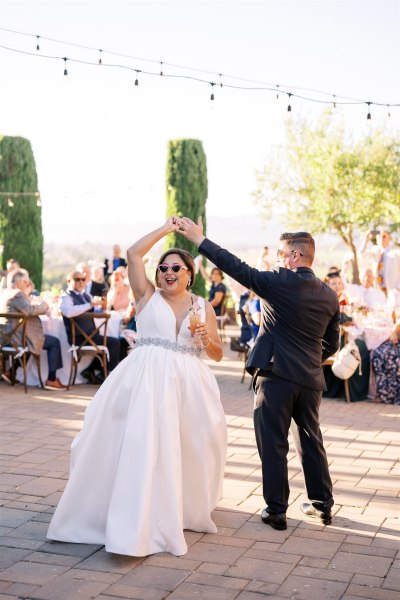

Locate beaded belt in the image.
[136,336,201,357]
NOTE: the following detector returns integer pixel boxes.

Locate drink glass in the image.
[93,296,103,313]
[189,312,201,336]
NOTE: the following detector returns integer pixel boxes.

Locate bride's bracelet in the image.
[202,338,211,349]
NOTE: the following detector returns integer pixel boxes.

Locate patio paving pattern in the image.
[0,325,399,599]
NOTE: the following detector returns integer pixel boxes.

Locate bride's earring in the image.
[187,277,191,288]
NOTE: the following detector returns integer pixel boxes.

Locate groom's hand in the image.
[178,216,206,247]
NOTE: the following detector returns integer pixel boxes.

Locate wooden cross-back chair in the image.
[66,312,110,388]
[0,312,44,393]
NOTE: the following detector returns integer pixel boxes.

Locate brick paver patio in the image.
[1,325,399,599]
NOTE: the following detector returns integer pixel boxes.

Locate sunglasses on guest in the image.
[157,263,188,273]
[73,277,86,282]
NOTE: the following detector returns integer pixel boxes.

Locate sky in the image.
[0,0,399,244]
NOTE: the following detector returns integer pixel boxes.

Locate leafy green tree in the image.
[0,136,44,289]
[165,139,208,296]
[254,112,400,283]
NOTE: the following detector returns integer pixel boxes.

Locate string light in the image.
[63,57,68,77]
[0,28,398,113]
[7,198,14,207]
[287,92,292,112]
[219,73,223,88]
[367,101,372,120]
[134,69,140,85]
[210,82,215,101]
[36,35,40,52]
[387,104,391,118]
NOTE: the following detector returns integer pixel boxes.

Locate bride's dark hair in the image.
[155,248,196,288]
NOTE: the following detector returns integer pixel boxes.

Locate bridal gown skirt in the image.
[47,325,227,557]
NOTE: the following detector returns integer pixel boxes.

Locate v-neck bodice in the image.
[136,290,206,343]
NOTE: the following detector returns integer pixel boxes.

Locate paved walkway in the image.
[0,326,399,600]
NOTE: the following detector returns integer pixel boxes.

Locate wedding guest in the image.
[359,227,400,294]
[76,262,108,298]
[244,292,261,340]
[345,268,387,308]
[0,269,66,389]
[107,267,131,311]
[371,319,400,404]
[104,244,127,281]
[60,271,120,384]
[91,265,109,297]
[323,271,370,402]
[0,259,20,289]
[198,262,227,316]
[256,246,271,271]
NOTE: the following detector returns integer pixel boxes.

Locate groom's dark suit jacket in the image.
[200,239,340,391]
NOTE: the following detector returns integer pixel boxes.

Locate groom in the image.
[178,217,340,529]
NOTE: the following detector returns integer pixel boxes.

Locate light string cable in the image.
[0,27,399,110]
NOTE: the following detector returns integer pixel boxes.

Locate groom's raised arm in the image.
[177,216,274,297]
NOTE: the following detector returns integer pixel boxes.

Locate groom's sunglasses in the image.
[157,263,188,274]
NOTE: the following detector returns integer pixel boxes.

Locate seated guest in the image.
[371,319,400,404]
[0,269,66,389]
[0,259,20,289]
[60,271,120,384]
[199,263,227,316]
[104,244,127,282]
[244,292,261,340]
[119,301,137,362]
[323,271,370,401]
[76,262,108,300]
[107,267,131,311]
[346,268,386,308]
[91,264,109,297]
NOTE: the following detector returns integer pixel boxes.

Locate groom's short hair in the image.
[280,232,315,264]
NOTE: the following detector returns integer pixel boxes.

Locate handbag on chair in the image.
[331,341,362,380]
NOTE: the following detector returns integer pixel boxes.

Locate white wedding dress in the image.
[47,290,227,556]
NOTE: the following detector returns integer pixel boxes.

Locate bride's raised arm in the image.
[127,217,180,308]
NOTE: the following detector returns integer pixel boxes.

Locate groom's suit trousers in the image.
[253,370,333,515]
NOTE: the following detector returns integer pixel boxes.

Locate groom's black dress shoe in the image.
[261,509,287,530]
[300,502,332,525]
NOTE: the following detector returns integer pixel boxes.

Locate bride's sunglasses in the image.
[157,263,188,274]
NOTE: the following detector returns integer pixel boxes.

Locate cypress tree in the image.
[165,139,207,296]
[0,136,43,290]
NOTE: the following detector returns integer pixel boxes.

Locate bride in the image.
[47,217,227,557]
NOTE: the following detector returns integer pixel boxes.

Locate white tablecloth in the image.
[19,312,122,386]
[347,325,392,351]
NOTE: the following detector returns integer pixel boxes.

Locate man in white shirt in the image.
[346,268,387,308]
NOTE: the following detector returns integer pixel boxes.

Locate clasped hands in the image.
[167,216,206,247]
